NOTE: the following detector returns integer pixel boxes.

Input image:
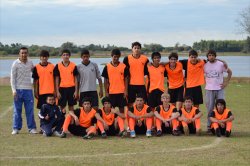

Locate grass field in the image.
[0,83,250,165]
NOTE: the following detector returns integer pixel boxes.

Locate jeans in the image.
[13,89,36,130]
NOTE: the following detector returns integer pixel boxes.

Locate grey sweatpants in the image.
[205,89,225,128]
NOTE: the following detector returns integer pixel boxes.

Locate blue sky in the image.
[0,0,249,47]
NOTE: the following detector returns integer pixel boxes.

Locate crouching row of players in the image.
[39,93,234,139]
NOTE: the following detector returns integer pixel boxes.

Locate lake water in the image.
[0,56,250,77]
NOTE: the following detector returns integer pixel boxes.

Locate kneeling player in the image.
[154,93,180,136]
[209,99,234,137]
[179,96,203,135]
[127,94,154,138]
[61,97,104,139]
[97,97,126,138]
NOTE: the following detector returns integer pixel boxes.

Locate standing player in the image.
[165,52,185,110]
[54,49,78,118]
[123,42,149,107]
[77,49,103,111]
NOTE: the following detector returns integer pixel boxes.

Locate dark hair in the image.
[20,47,28,51]
[132,42,141,49]
[168,52,178,60]
[189,50,198,57]
[82,97,92,104]
[81,49,90,57]
[215,99,226,109]
[39,50,49,57]
[184,96,193,102]
[101,96,111,105]
[46,94,54,99]
[136,93,145,100]
[111,49,121,57]
[206,49,217,58]
[61,49,71,56]
[151,52,161,59]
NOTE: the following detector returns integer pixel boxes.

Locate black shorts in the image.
[79,91,99,107]
[168,86,184,103]
[37,93,53,109]
[98,123,119,136]
[68,125,87,136]
[58,87,77,107]
[148,89,163,108]
[109,93,127,108]
[128,85,147,104]
[185,86,203,105]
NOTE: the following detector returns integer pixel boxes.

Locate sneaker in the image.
[196,128,202,136]
[215,128,221,137]
[101,132,107,138]
[206,128,212,134]
[172,130,180,136]
[146,130,152,137]
[11,129,19,135]
[130,130,136,138]
[39,130,43,134]
[183,126,189,136]
[119,130,127,138]
[60,132,67,138]
[225,130,231,137]
[53,131,62,137]
[83,133,94,139]
[29,129,38,134]
[156,130,162,137]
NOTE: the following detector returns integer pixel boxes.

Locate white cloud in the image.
[1,30,247,47]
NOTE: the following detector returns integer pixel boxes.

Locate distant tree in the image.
[238,5,250,35]
[60,42,78,53]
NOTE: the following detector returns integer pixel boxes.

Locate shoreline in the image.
[1,76,249,86]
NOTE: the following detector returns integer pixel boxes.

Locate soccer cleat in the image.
[172,130,180,136]
[183,126,189,136]
[196,128,202,136]
[156,130,162,137]
[53,131,62,137]
[206,128,212,134]
[83,133,94,139]
[119,130,127,138]
[60,132,67,138]
[146,130,152,137]
[101,132,107,138]
[130,130,136,138]
[11,129,19,135]
[215,128,221,137]
[29,129,38,134]
[225,130,231,137]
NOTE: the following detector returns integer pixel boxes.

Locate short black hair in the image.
[189,50,198,57]
[215,99,226,109]
[20,47,28,51]
[82,97,92,104]
[46,94,54,99]
[132,42,141,49]
[111,49,121,57]
[81,49,90,57]
[151,52,161,59]
[61,49,71,56]
[39,50,49,57]
[101,96,111,105]
[206,49,217,58]
[184,96,193,102]
[136,93,145,100]
[168,52,178,60]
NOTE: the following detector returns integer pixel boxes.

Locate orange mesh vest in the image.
[128,54,148,85]
[165,62,184,89]
[79,108,96,128]
[147,65,165,93]
[159,105,176,119]
[100,108,115,125]
[107,63,126,94]
[181,106,197,119]
[133,104,149,121]
[36,63,54,95]
[186,59,205,88]
[58,62,76,88]
[213,108,230,120]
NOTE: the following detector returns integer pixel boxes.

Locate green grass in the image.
[0,83,250,165]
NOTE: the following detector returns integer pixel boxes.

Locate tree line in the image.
[0,39,249,57]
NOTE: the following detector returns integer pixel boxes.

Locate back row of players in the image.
[11,41,234,138]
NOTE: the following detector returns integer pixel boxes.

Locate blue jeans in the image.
[13,89,36,130]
